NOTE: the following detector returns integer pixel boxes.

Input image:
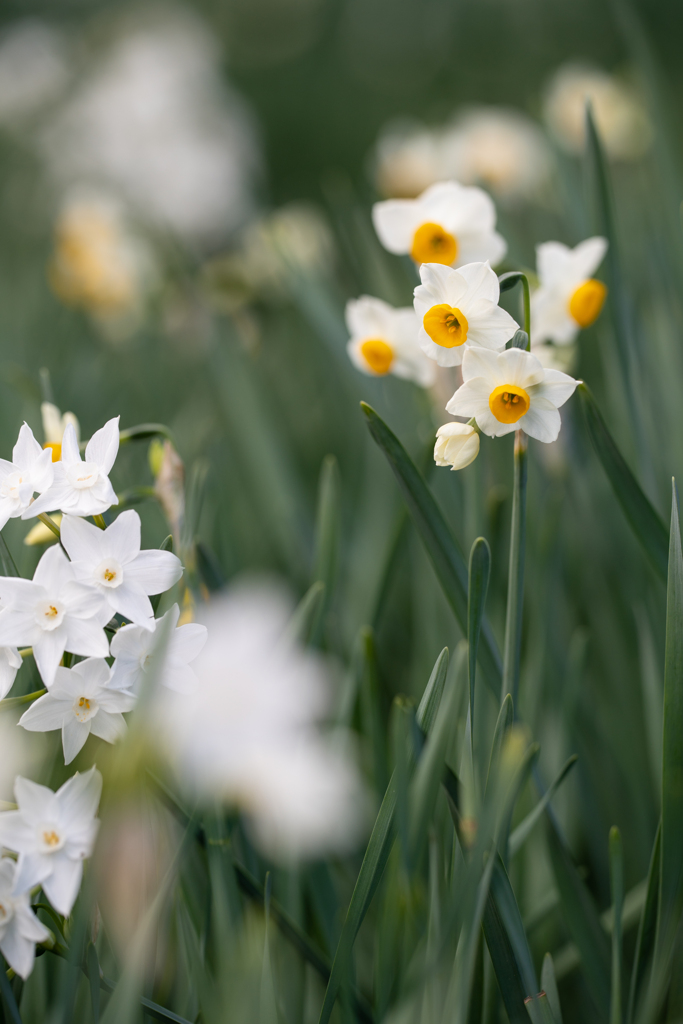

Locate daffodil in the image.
[60,511,183,629]
[0,424,54,531]
[19,658,136,765]
[24,416,119,520]
[0,767,102,916]
[413,261,518,367]
[345,296,435,386]
[446,347,578,442]
[434,422,480,470]
[0,858,50,979]
[41,402,79,463]
[110,603,207,694]
[530,237,608,346]
[372,181,507,269]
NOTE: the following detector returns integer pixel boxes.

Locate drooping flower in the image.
[0,858,50,979]
[110,604,207,694]
[24,416,119,519]
[0,645,22,700]
[19,658,135,764]
[0,424,54,531]
[530,238,608,346]
[446,347,578,442]
[0,767,102,916]
[372,181,507,269]
[345,296,435,386]
[434,422,480,470]
[60,511,182,630]
[152,582,365,859]
[0,545,111,688]
[413,261,518,367]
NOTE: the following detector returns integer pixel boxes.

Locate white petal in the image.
[85,417,120,475]
[89,711,126,744]
[465,301,519,349]
[69,657,111,690]
[56,765,102,825]
[42,856,83,917]
[570,236,608,280]
[0,811,35,852]
[445,376,493,418]
[105,510,141,564]
[33,545,74,592]
[0,919,37,979]
[22,479,72,518]
[14,776,59,823]
[60,515,106,567]
[536,241,572,287]
[0,648,20,699]
[371,199,421,253]
[32,629,68,688]
[12,852,52,895]
[125,550,183,595]
[62,717,90,765]
[109,622,149,661]
[460,346,501,384]
[456,230,507,267]
[60,424,81,466]
[519,399,562,443]
[496,348,546,389]
[110,583,154,629]
[456,261,499,303]
[531,368,578,409]
[170,623,208,664]
[64,617,109,659]
[12,424,44,470]
[19,693,69,732]
[0,607,39,648]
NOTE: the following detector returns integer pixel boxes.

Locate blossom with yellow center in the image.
[446,346,578,442]
[530,237,608,346]
[413,261,518,367]
[434,422,480,470]
[345,296,435,387]
[372,181,507,270]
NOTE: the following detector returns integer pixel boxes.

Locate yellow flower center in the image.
[489,384,530,424]
[43,830,60,847]
[360,338,394,375]
[568,278,607,328]
[410,222,458,265]
[45,605,59,619]
[423,304,469,348]
[78,697,91,711]
[103,568,116,582]
[43,442,62,462]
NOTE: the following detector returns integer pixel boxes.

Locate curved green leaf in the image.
[483,855,538,1023]
[627,822,660,1024]
[468,537,491,736]
[509,756,578,858]
[541,954,563,1024]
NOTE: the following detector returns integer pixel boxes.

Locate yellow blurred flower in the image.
[24,513,62,546]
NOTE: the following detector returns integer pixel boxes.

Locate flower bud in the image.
[434,422,479,470]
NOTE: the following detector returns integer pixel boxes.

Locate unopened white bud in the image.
[434,422,479,470]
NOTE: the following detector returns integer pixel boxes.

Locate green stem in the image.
[501,430,528,708]
[0,688,46,711]
[609,827,624,1024]
[93,514,106,530]
[521,275,531,344]
[37,513,60,539]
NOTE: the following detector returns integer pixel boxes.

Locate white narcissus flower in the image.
[0,858,50,979]
[0,767,102,917]
[531,237,608,346]
[0,545,111,688]
[0,645,22,700]
[434,422,480,470]
[25,417,120,520]
[0,424,54,531]
[372,181,507,269]
[345,296,435,386]
[413,261,518,367]
[447,347,578,442]
[110,604,207,694]
[19,658,135,764]
[60,511,182,629]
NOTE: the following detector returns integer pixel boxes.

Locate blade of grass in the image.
[502,431,528,706]
[0,956,22,1024]
[483,855,537,1024]
[87,944,101,1024]
[468,537,491,741]
[486,694,514,795]
[627,823,660,1024]
[610,827,624,1024]
[541,954,563,1024]
[283,581,326,647]
[509,756,578,858]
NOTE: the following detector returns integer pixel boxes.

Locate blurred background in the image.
[0,0,681,1016]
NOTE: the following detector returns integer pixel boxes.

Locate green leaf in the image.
[87,944,101,1023]
[468,537,491,737]
[486,693,514,795]
[358,628,390,797]
[525,992,558,1024]
[118,422,175,444]
[609,827,624,1024]
[0,534,19,577]
[577,384,668,580]
[541,953,563,1024]
[502,431,528,705]
[627,822,660,1024]
[194,539,226,592]
[361,402,502,695]
[483,855,537,1024]
[509,756,578,858]
[313,454,340,592]
[0,956,23,1024]
[284,581,325,647]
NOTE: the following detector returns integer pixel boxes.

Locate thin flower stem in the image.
[501,430,528,709]
[0,688,46,711]
[19,648,32,658]
[93,514,106,530]
[521,275,531,344]
[37,513,61,539]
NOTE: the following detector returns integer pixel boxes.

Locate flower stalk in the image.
[501,429,528,708]
[37,513,61,539]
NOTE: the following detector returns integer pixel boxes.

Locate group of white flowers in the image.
[346,178,608,469]
[0,407,364,979]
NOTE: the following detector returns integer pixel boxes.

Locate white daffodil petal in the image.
[84,417,120,476]
[62,717,90,765]
[42,858,83,917]
[519,401,562,443]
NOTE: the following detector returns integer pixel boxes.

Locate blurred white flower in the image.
[413,261,518,367]
[434,422,480,470]
[531,237,608,346]
[155,582,365,859]
[543,64,652,160]
[40,11,260,246]
[0,20,69,126]
[345,296,435,386]
[110,604,207,695]
[446,347,577,443]
[0,767,102,916]
[0,717,33,805]
[60,511,182,629]
[0,546,111,689]
[0,424,54,531]
[20,658,135,765]
[530,341,578,376]
[26,417,120,519]
[0,647,22,701]
[373,122,446,199]
[0,858,50,979]
[41,402,80,461]
[373,181,507,269]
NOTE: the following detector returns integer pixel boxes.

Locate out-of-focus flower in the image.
[373,181,507,268]
[0,646,22,701]
[151,440,184,547]
[530,238,608,346]
[110,604,207,695]
[155,582,365,859]
[20,658,135,764]
[345,296,435,386]
[543,64,652,159]
[440,107,553,203]
[26,417,119,519]
[49,192,156,327]
[0,21,69,126]
[0,767,102,916]
[373,122,445,199]
[0,717,33,804]
[531,342,578,376]
[24,514,62,547]
[0,858,50,979]
[40,12,260,246]
[41,402,79,463]
[60,511,182,629]
[0,424,54,531]
[447,347,577,442]
[0,546,111,688]
[413,261,518,367]
[434,422,480,470]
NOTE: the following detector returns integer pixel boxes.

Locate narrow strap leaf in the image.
[609,827,624,1024]
[486,693,514,795]
[87,944,101,1023]
[483,854,538,1021]
[0,957,23,1024]
[509,756,578,858]
[468,537,491,737]
[0,533,19,577]
[283,581,325,647]
[541,953,563,1024]
[627,822,660,1024]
